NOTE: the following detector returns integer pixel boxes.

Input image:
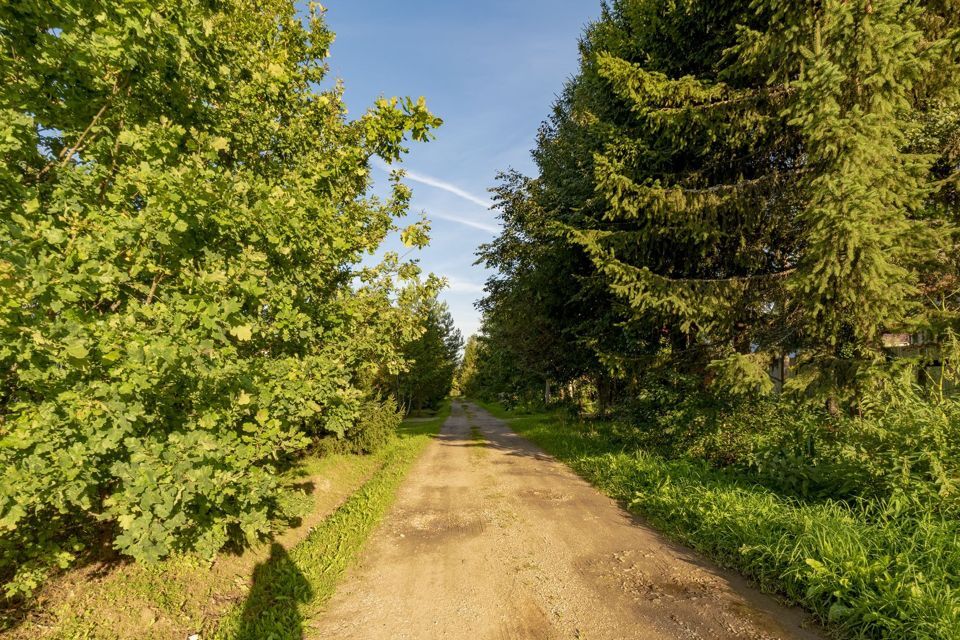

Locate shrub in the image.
[314,398,403,457]
[609,375,960,511]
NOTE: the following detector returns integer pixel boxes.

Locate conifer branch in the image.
[647,84,796,116]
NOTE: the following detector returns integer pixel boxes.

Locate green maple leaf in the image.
[230,325,253,341]
[64,341,89,360]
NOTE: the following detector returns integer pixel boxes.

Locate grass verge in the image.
[208,401,450,640]
[475,400,960,640]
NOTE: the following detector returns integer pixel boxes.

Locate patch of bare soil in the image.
[309,401,823,640]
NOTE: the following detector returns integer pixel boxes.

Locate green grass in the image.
[478,401,960,640]
[208,401,450,640]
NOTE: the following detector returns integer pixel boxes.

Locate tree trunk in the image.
[597,376,607,417]
[826,396,840,417]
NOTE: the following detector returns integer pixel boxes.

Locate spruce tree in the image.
[396,301,462,412]
[566,0,960,405]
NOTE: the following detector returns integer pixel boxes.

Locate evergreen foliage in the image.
[395,301,462,412]
[476,0,960,410]
[577,1,960,403]
[474,171,615,407]
[0,0,441,597]
[471,4,960,635]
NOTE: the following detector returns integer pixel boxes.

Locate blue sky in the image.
[318,1,601,339]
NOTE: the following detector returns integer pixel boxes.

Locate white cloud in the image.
[445,276,485,294]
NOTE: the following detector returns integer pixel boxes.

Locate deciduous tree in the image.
[0,0,441,595]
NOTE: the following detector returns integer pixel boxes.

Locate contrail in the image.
[375,159,494,209]
[430,211,499,234]
[404,170,494,210]
[445,276,486,294]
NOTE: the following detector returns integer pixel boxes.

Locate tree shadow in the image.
[230,543,312,640]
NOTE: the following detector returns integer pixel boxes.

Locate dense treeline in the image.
[453,334,479,397]
[472,1,960,637]
[476,0,960,411]
[0,0,445,601]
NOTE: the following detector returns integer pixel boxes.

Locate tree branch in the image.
[36,78,123,181]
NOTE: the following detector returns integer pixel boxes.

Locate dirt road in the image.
[309,401,821,640]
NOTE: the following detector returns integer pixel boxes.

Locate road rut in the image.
[309,401,821,640]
